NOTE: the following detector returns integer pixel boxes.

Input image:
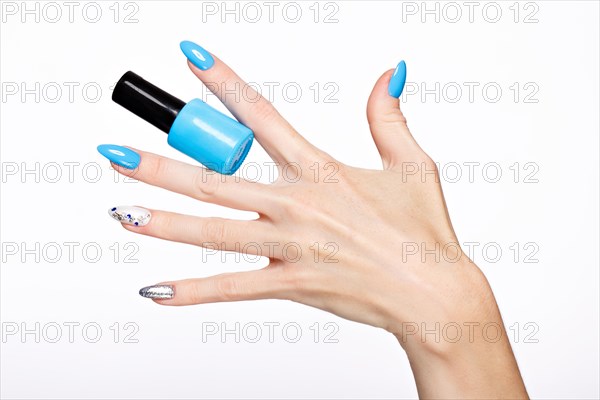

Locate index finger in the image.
[180,40,316,165]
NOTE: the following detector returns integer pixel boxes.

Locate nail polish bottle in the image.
[112,71,253,175]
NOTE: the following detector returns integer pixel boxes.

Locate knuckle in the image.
[249,97,278,123]
[276,161,303,183]
[368,107,408,127]
[148,155,170,179]
[282,265,306,291]
[200,219,228,244]
[422,154,438,171]
[215,274,240,301]
[315,149,336,164]
[193,169,220,199]
[187,282,204,304]
[276,264,313,302]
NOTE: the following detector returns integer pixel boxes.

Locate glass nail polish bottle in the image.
[112,71,253,175]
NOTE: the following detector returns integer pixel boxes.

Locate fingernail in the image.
[139,285,174,299]
[388,60,407,98]
[97,144,140,169]
[108,206,151,227]
[180,40,214,71]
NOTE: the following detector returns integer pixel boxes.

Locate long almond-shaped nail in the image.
[108,206,151,227]
[388,60,407,98]
[180,40,214,70]
[97,144,140,169]
[139,285,174,299]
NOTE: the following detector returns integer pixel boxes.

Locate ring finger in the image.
[120,209,280,258]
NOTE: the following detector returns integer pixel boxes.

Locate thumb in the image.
[367,61,419,169]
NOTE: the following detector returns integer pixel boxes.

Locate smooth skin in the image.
[110,52,528,399]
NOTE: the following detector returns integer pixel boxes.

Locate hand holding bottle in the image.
[99,41,528,399]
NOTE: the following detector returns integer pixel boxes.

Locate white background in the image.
[1,1,598,398]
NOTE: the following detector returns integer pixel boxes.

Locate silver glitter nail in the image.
[139,285,174,299]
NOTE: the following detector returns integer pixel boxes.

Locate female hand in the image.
[103,44,528,399]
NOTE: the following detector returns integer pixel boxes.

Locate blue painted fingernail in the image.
[388,60,407,98]
[97,144,140,169]
[180,40,214,71]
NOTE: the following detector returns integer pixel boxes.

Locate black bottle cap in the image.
[112,71,186,134]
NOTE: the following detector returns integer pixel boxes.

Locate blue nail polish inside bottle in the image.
[112,71,253,175]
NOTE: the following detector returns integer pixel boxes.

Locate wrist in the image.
[388,261,528,398]
[397,263,500,354]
